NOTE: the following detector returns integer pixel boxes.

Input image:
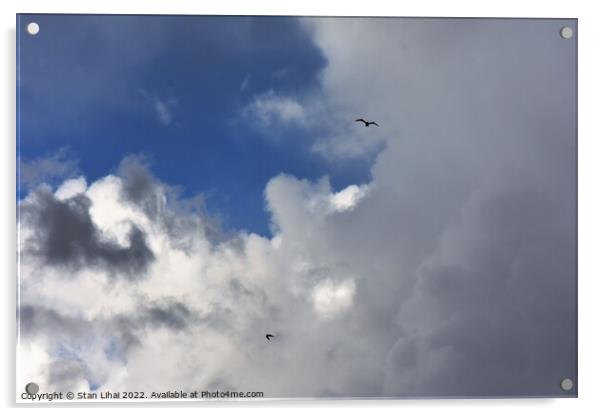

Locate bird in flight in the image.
[266,334,275,341]
[355,118,379,127]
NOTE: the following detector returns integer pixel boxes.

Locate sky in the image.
[17,15,577,398]
[17,14,375,236]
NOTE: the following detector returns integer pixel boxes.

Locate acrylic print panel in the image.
[16,14,577,401]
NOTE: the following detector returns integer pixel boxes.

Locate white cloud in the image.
[240,82,392,161]
[330,184,370,212]
[242,89,307,129]
[55,177,87,200]
[18,164,378,397]
[241,86,387,160]
[311,278,356,318]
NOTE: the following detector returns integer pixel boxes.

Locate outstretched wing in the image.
[368,121,379,127]
[355,118,367,123]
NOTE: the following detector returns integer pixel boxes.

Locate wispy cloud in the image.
[153,99,174,126]
[19,148,79,191]
[241,89,307,129]
[140,90,178,127]
[240,74,250,92]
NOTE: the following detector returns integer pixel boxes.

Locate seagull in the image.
[355,118,379,127]
[266,334,275,341]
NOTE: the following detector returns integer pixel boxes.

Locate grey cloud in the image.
[19,304,105,392]
[19,300,202,391]
[19,305,92,342]
[104,301,197,358]
[117,155,222,248]
[117,302,197,345]
[117,155,162,218]
[301,17,576,397]
[144,301,193,331]
[21,300,198,343]
[20,188,155,278]
[19,148,79,191]
[112,315,144,354]
[385,186,576,396]
[47,357,92,392]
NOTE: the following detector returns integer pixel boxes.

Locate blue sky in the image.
[17,14,375,236]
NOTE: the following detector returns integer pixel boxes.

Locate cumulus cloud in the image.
[329,184,370,212]
[19,158,378,396]
[18,17,576,398]
[301,17,577,396]
[20,187,155,278]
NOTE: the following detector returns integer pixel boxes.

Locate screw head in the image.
[26,22,40,36]
[560,378,574,391]
[25,382,39,395]
[560,26,573,39]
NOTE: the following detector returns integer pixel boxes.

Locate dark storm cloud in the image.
[385,186,576,396]
[302,17,576,397]
[20,188,155,278]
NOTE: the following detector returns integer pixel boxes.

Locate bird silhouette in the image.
[355,118,379,127]
[266,334,275,341]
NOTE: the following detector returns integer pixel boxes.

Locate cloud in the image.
[144,300,194,331]
[19,148,80,191]
[240,74,250,91]
[154,99,174,126]
[117,155,164,218]
[18,18,576,398]
[115,155,221,247]
[240,89,387,160]
[20,186,155,279]
[55,177,87,200]
[302,16,576,396]
[242,89,307,129]
[384,186,576,396]
[329,184,370,212]
[311,279,356,318]
[139,90,178,127]
[18,162,379,396]
[18,298,199,392]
